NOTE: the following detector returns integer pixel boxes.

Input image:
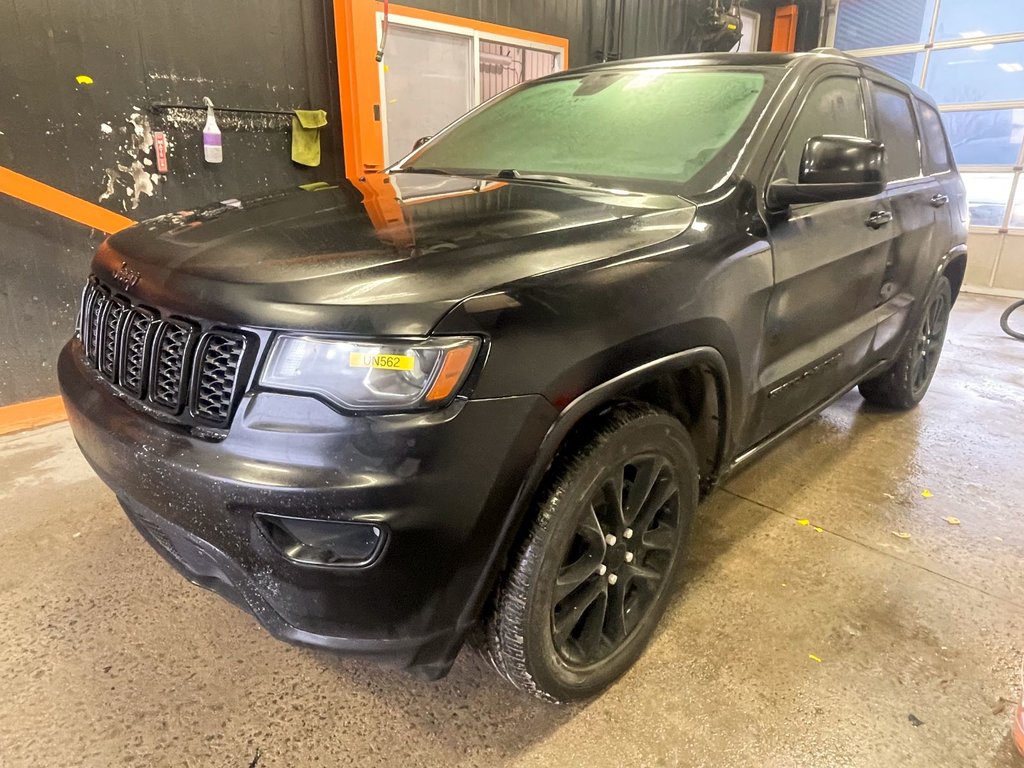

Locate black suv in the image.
[59,52,967,702]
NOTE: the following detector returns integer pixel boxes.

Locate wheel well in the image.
[567,364,725,495]
[944,254,967,301]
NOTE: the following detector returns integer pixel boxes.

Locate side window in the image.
[917,101,952,175]
[871,84,923,181]
[778,76,866,182]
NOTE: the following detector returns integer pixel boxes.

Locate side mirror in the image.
[413,135,432,150]
[768,135,886,208]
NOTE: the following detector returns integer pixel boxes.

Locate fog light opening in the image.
[256,514,384,567]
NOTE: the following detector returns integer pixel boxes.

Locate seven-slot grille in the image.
[79,278,249,429]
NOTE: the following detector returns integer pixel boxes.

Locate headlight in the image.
[260,335,481,411]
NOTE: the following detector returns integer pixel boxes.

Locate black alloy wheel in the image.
[551,455,682,668]
[909,286,950,398]
[859,275,952,410]
[483,404,698,703]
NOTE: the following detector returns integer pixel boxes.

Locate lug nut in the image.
[624,551,634,563]
[607,573,618,585]
[597,564,608,576]
[623,528,633,540]
[605,534,617,546]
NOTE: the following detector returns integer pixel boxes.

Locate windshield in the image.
[402,67,777,192]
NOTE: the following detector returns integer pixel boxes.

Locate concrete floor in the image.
[2,293,1023,768]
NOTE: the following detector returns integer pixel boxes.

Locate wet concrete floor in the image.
[1,293,1023,767]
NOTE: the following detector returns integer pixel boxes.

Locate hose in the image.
[1000,299,1024,340]
[375,0,389,63]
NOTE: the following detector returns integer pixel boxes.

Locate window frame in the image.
[766,66,871,196]
[863,76,926,184]
[914,98,954,176]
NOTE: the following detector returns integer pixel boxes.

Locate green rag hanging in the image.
[291,109,328,167]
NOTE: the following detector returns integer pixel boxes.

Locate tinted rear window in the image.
[917,101,952,174]
[872,84,922,181]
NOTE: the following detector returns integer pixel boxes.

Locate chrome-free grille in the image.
[78,278,250,429]
[191,333,246,425]
[151,320,193,410]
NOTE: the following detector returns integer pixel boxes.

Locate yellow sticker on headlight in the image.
[349,352,415,371]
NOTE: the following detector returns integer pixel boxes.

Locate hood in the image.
[98,175,696,336]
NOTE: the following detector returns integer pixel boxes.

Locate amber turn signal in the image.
[426,343,477,402]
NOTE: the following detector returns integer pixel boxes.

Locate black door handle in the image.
[866,210,893,229]
[930,193,949,208]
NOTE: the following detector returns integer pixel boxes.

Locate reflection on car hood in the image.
[97,174,696,335]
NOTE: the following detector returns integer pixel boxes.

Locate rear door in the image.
[863,77,943,356]
[752,68,893,443]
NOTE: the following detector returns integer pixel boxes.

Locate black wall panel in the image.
[0,198,105,406]
[401,0,713,68]
[0,0,339,406]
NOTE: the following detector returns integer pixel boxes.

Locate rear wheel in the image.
[483,404,698,703]
[859,276,952,410]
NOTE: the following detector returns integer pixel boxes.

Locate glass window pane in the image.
[479,42,559,102]
[941,109,1024,166]
[1010,176,1024,230]
[382,25,474,165]
[962,172,1014,227]
[412,70,772,186]
[835,0,935,49]
[859,52,925,84]
[925,42,1024,105]
[779,76,867,182]
[933,0,1024,42]
[918,102,951,173]
[873,85,922,180]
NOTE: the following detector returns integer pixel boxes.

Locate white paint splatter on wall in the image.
[95,112,162,211]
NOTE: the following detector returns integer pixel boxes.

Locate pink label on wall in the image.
[154,132,169,174]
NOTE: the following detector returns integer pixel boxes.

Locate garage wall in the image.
[0,0,341,407]
[399,0,787,68]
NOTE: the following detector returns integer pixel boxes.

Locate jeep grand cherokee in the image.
[59,51,967,702]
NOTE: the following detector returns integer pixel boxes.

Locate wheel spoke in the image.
[640,524,677,552]
[604,579,628,644]
[623,561,662,586]
[601,473,627,531]
[623,458,662,527]
[911,354,927,389]
[573,584,609,657]
[554,555,602,603]
[634,477,678,535]
[553,577,606,646]
[580,503,607,545]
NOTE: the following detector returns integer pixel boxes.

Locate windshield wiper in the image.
[493,169,595,188]
[393,167,456,176]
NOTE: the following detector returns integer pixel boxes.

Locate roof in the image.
[546,49,937,104]
[558,50,854,76]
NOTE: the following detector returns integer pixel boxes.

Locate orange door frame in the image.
[332,1,569,183]
[771,4,799,52]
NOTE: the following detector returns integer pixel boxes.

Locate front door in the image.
[753,70,894,443]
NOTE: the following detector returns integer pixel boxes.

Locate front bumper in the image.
[58,341,555,677]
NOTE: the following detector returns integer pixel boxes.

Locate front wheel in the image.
[859,276,952,409]
[483,403,698,703]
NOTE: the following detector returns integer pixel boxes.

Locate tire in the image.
[859,276,952,410]
[483,403,699,703]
